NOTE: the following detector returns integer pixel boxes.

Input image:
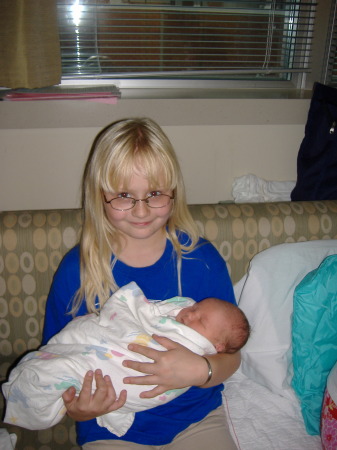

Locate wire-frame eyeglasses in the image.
[103,193,174,211]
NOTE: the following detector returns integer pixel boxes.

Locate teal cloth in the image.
[292,254,337,435]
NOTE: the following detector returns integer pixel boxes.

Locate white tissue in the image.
[232,174,295,203]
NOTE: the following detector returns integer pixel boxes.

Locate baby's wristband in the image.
[200,356,212,385]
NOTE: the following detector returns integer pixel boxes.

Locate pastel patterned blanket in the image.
[2,282,215,436]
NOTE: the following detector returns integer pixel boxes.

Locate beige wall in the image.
[0,95,311,211]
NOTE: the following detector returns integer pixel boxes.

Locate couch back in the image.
[1,200,337,449]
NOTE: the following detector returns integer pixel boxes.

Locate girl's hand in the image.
[122,335,210,398]
[62,369,127,421]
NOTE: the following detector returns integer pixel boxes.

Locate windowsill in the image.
[0,83,313,100]
[119,87,313,99]
[0,87,312,130]
[56,76,314,99]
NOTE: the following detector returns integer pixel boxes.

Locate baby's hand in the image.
[62,369,127,421]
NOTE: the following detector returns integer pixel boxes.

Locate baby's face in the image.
[175,299,229,347]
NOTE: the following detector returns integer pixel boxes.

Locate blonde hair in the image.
[71,118,200,315]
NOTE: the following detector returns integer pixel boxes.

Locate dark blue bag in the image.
[291,82,337,201]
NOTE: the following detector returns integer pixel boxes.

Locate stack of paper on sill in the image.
[2,91,120,104]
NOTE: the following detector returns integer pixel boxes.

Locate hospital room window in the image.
[56,0,334,90]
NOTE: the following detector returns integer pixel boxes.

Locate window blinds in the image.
[57,0,317,82]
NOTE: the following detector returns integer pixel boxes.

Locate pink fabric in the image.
[321,389,337,449]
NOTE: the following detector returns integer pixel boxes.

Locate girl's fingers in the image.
[93,370,127,412]
[122,359,155,375]
[127,336,180,359]
[123,374,157,385]
[63,369,127,420]
[62,385,76,404]
[93,373,114,400]
[78,370,94,399]
[127,343,160,360]
[139,385,168,398]
[112,389,127,410]
[151,335,180,350]
[74,370,94,407]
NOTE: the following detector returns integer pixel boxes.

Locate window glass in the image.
[57,0,317,85]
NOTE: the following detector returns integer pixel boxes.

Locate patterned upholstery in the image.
[189,201,337,283]
[1,201,337,449]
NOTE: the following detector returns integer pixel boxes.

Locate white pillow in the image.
[234,240,337,400]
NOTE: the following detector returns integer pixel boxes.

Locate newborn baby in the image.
[3,282,249,436]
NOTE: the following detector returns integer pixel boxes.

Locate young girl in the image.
[42,118,240,449]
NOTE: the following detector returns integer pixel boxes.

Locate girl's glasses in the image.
[104,193,174,211]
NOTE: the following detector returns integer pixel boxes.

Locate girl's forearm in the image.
[199,351,241,388]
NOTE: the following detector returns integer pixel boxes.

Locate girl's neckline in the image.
[115,239,172,270]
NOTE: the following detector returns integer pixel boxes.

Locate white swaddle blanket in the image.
[2,282,215,436]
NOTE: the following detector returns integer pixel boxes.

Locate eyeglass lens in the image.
[107,194,173,210]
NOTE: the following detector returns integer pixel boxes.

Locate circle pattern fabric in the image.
[1,202,337,449]
[0,209,83,450]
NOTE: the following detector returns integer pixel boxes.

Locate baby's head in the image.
[175,297,250,354]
